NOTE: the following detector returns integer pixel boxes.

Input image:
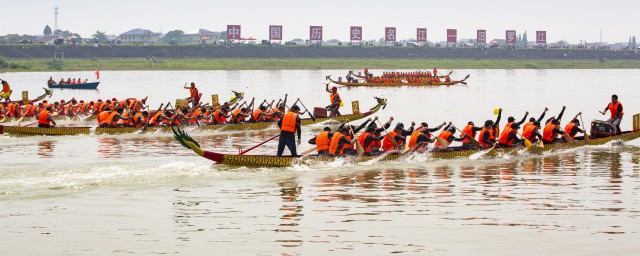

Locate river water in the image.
[1,69,639,255]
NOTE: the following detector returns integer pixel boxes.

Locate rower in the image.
[358,126,385,155]
[213,106,232,124]
[131,111,148,128]
[542,118,566,144]
[169,107,192,126]
[498,123,524,147]
[185,82,201,108]
[251,105,268,122]
[601,94,623,135]
[37,107,57,128]
[564,113,585,140]
[522,121,543,143]
[478,120,497,148]
[461,121,483,149]
[325,84,342,117]
[106,108,132,127]
[364,117,392,153]
[1,80,12,102]
[408,122,446,152]
[435,124,467,149]
[309,127,333,156]
[329,127,357,156]
[97,107,112,127]
[277,105,302,156]
[505,111,529,131]
[48,77,55,85]
[231,107,250,124]
[524,108,549,132]
[382,122,414,151]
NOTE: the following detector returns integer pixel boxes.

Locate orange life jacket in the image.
[461,125,476,143]
[381,131,399,151]
[330,92,341,105]
[435,131,453,148]
[608,101,623,118]
[38,110,50,125]
[316,131,330,151]
[522,124,538,141]
[252,109,263,122]
[329,133,346,155]
[542,122,558,142]
[357,132,375,153]
[564,123,578,139]
[2,82,9,92]
[121,110,131,126]
[280,111,299,133]
[190,109,202,124]
[189,87,199,98]
[149,111,164,125]
[133,113,144,128]
[105,111,118,127]
[231,109,244,123]
[478,127,493,147]
[408,128,429,149]
[499,126,515,146]
[97,111,110,125]
[523,122,534,132]
[213,109,227,123]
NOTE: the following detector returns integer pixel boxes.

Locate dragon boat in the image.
[327,74,470,87]
[0,97,387,136]
[349,70,453,80]
[171,114,640,168]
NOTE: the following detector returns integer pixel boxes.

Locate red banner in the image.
[506,30,516,44]
[350,26,363,41]
[309,26,323,41]
[385,27,397,42]
[536,31,547,44]
[447,29,457,43]
[477,30,487,44]
[269,25,283,40]
[416,28,427,43]
[226,25,241,40]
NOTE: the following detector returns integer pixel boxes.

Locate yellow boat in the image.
[0,97,387,136]
[172,114,640,168]
[327,74,470,87]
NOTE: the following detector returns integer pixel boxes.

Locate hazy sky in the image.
[2,0,638,43]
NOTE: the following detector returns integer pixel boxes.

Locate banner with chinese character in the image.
[447,29,457,43]
[536,31,547,44]
[385,27,397,42]
[417,28,427,43]
[310,26,323,41]
[269,25,283,40]
[506,30,516,45]
[477,30,486,44]
[227,25,241,40]
[350,26,362,41]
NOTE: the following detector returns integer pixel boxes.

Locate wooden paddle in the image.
[514,130,533,149]
[435,136,450,149]
[349,126,365,156]
[301,147,317,157]
[563,133,575,143]
[377,120,397,148]
[295,98,316,122]
[580,113,590,142]
[239,134,280,155]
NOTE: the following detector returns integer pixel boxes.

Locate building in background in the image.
[118,28,162,44]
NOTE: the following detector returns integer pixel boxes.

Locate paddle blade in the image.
[355,141,365,156]
[301,147,317,156]
[436,137,450,149]
[403,143,410,153]
[308,113,316,122]
[563,133,575,143]
[583,133,590,142]
[524,139,533,149]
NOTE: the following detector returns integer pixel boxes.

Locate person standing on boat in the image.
[277,105,302,156]
[325,84,342,116]
[0,80,12,102]
[601,94,623,135]
[37,107,57,128]
[185,82,201,108]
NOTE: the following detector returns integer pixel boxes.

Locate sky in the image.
[1,0,638,43]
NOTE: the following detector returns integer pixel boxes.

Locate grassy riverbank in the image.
[2,58,640,72]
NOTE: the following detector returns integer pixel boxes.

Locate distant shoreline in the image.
[2,58,640,72]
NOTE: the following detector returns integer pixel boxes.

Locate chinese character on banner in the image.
[385,27,396,42]
[269,25,283,40]
[536,31,547,44]
[227,25,241,40]
[447,29,457,43]
[477,30,487,44]
[310,26,323,41]
[350,26,362,41]
[417,28,427,43]
[506,30,516,45]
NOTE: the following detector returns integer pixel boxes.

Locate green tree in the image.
[43,25,52,36]
[92,31,108,42]
[162,30,184,43]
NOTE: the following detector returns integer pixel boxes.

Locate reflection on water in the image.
[37,140,55,158]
